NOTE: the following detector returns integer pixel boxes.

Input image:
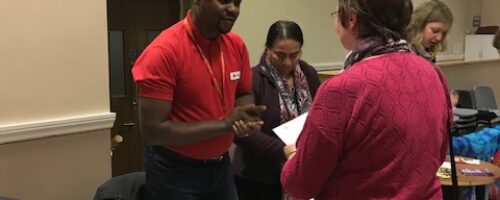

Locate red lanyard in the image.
[183,19,227,115]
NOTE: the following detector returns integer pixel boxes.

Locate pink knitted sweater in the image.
[281,52,451,200]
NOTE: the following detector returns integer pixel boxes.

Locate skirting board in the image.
[312,54,465,71]
[0,113,116,144]
[313,61,344,71]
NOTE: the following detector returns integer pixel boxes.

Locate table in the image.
[439,156,500,199]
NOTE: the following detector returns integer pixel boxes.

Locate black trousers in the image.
[234,175,282,200]
[145,146,236,200]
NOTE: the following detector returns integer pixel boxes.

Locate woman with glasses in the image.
[232,20,321,200]
[407,0,453,63]
[281,0,452,199]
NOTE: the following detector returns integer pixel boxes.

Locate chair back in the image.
[454,89,476,109]
[474,85,498,110]
[94,172,145,200]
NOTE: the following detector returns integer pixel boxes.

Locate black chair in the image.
[0,197,18,200]
[453,108,479,135]
[94,172,145,200]
[474,86,498,110]
[454,89,476,109]
[474,85,500,127]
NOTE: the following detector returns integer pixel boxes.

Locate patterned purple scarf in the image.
[259,51,313,123]
[410,45,436,63]
[344,37,411,70]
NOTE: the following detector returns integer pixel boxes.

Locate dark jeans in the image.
[234,176,282,200]
[145,146,236,200]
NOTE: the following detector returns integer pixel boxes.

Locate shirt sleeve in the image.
[280,78,351,199]
[132,46,177,101]
[236,40,252,96]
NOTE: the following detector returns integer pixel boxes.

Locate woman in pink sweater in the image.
[280,0,453,199]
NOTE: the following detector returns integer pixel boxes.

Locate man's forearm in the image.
[143,118,232,146]
[140,94,259,147]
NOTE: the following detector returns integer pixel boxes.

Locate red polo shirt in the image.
[132,12,252,159]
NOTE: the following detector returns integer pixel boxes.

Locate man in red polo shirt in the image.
[132,0,265,199]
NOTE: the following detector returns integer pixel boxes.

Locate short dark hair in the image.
[338,0,413,40]
[265,21,304,48]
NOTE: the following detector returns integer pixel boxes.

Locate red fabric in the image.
[281,53,451,200]
[489,151,500,200]
[132,12,252,159]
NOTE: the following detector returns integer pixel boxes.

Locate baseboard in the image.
[312,54,466,71]
[436,54,465,62]
[0,113,116,144]
[313,61,344,71]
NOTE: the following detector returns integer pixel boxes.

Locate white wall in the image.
[0,130,111,200]
[0,0,112,199]
[440,0,467,55]
[234,0,471,67]
[481,0,500,26]
[0,0,110,125]
[234,0,343,67]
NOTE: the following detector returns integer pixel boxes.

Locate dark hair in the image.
[494,30,500,50]
[338,0,413,40]
[265,21,304,48]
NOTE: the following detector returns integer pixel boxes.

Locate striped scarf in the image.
[259,51,313,123]
[344,37,411,70]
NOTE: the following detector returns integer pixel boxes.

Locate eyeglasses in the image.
[330,11,338,18]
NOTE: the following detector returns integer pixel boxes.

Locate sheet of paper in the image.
[440,161,451,170]
[455,157,480,165]
[436,161,452,179]
[273,112,308,145]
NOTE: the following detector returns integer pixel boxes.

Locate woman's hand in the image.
[283,144,297,159]
[232,120,264,138]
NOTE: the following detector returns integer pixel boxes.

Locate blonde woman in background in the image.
[407,0,453,63]
[494,30,500,54]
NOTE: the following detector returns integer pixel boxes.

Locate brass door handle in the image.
[123,122,135,126]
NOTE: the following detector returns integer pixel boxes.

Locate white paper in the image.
[273,112,308,145]
[456,157,481,165]
[440,161,451,170]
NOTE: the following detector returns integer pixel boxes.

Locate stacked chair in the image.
[452,86,500,135]
[452,89,479,135]
[454,89,476,109]
[453,107,478,135]
[474,86,500,127]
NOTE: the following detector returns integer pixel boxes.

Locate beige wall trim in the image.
[0,113,116,145]
[439,58,500,68]
[312,54,466,71]
[436,54,465,62]
[313,62,344,71]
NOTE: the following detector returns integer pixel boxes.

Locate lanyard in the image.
[183,19,227,114]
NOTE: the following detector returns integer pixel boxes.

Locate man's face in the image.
[198,0,241,34]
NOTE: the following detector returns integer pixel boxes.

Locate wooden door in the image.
[107,0,180,176]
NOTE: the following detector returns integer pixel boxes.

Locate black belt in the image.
[152,146,225,165]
